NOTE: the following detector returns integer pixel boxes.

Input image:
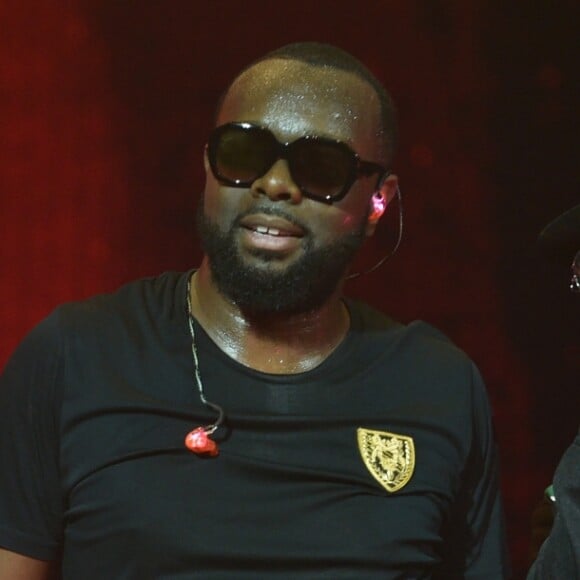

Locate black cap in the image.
[538,204,580,259]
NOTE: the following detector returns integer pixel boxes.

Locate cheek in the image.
[308,204,368,246]
[303,178,374,244]
[340,214,363,228]
[330,183,373,230]
[202,177,240,226]
[202,177,221,216]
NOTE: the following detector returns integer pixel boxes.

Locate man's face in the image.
[199,59,386,313]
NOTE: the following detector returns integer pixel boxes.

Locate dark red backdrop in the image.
[1,1,578,576]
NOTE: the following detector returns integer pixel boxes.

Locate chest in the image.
[60,403,468,577]
[58,337,474,577]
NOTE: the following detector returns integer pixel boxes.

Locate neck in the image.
[189,260,350,374]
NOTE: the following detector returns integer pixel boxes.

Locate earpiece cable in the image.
[347,185,404,280]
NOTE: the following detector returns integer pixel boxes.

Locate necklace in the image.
[184,273,224,456]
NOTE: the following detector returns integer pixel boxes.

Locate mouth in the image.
[239,214,305,238]
[238,214,306,254]
[256,225,287,236]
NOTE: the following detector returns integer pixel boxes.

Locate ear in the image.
[365,173,398,237]
[203,145,210,173]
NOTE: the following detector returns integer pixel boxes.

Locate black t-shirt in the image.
[527,430,580,579]
[0,271,509,578]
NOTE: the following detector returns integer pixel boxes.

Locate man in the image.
[0,42,509,578]
[528,204,580,579]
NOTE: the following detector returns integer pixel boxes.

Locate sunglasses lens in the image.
[209,124,363,201]
[212,126,274,184]
[292,141,353,200]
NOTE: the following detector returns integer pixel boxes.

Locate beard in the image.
[196,205,367,315]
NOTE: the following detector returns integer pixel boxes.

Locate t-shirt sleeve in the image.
[0,312,64,560]
[436,363,511,579]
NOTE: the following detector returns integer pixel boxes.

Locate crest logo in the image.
[357,427,415,493]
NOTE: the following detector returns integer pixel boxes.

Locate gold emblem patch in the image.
[357,427,415,493]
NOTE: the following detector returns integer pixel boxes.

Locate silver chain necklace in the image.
[184,273,224,456]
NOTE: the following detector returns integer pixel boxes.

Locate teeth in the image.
[254,226,281,236]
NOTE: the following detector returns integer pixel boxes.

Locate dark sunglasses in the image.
[207,122,388,203]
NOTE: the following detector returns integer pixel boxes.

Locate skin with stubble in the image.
[195,202,368,315]
[191,58,398,374]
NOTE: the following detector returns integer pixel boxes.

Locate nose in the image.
[250,159,303,204]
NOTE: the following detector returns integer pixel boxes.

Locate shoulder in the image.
[4,271,191,372]
[347,300,488,410]
[553,430,580,492]
[55,270,189,335]
[348,299,474,372]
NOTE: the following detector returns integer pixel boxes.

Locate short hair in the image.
[217,42,398,166]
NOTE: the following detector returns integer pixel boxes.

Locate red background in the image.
[1,1,578,576]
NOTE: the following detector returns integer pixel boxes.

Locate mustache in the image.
[233,204,312,236]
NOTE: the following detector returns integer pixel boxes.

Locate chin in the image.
[197,209,366,315]
[241,247,305,270]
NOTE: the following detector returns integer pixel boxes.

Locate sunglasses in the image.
[207,122,388,203]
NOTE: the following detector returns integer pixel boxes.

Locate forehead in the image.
[217,59,383,158]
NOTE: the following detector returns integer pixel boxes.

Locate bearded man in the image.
[0,42,509,579]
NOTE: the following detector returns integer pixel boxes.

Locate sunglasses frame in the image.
[207,122,388,203]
